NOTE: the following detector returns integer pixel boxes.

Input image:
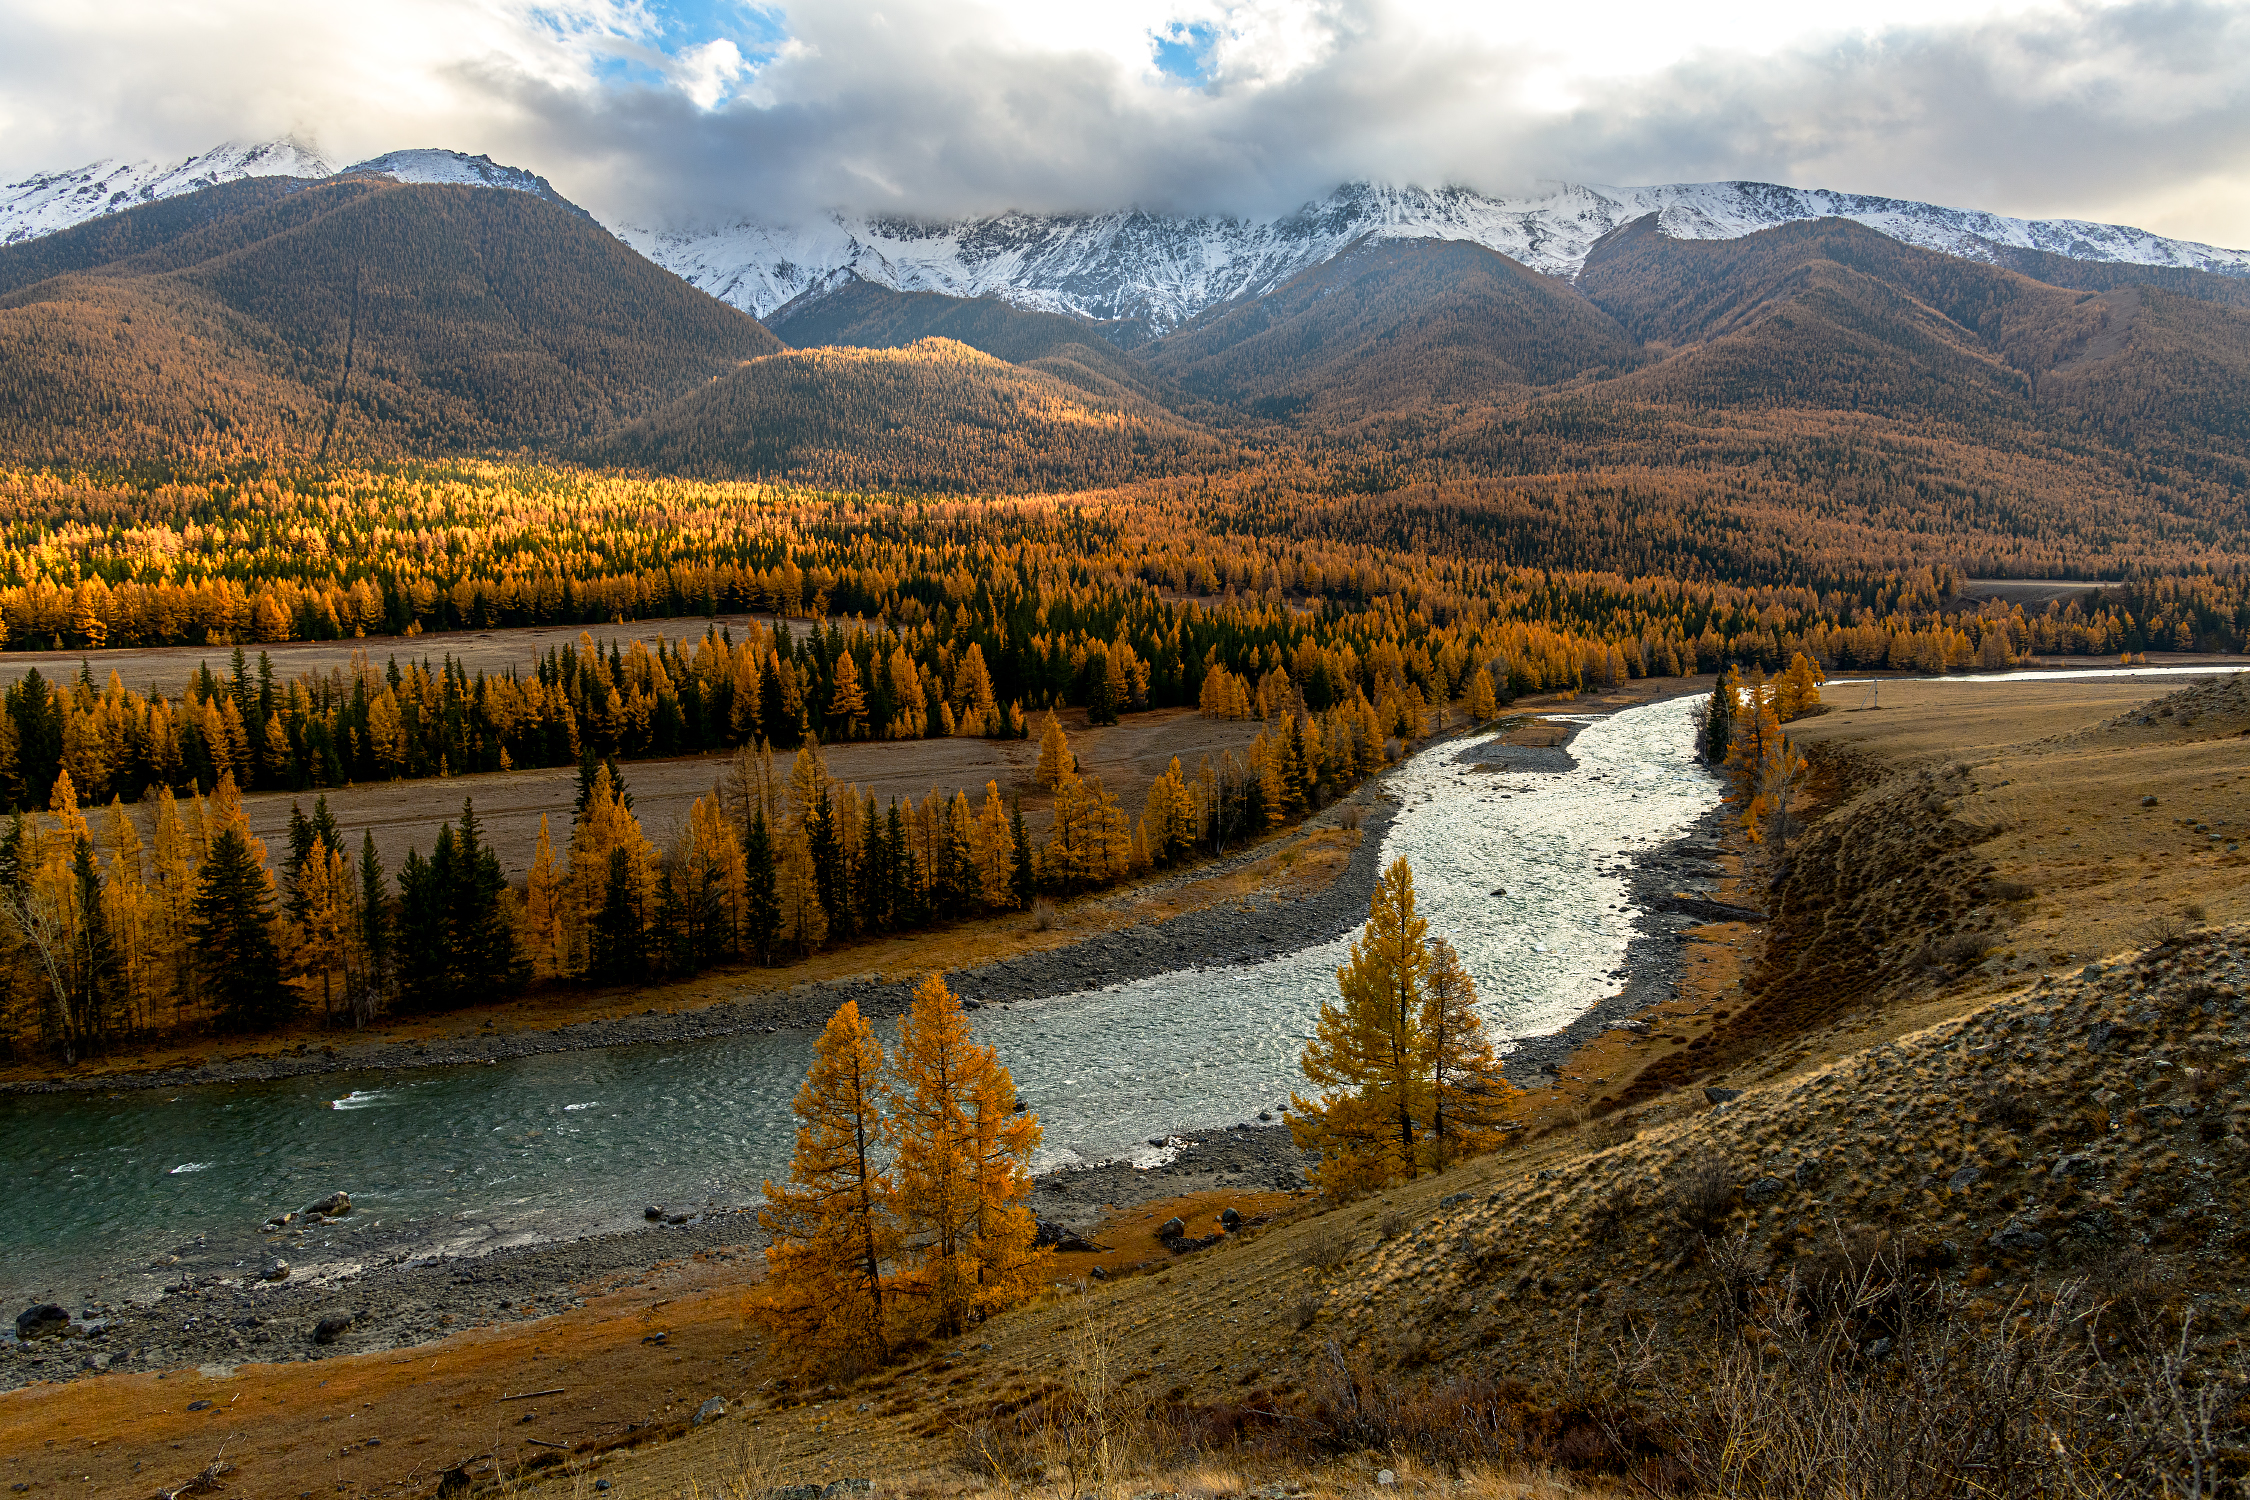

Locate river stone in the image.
[645,1205,664,1221]
[304,1192,352,1217]
[312,1313,354,1345]
[15,1304,68,1340]
[1219,1207,1242,1231]
[1158,1217,1186,1239]
[264,1259,291,1282]
[693,1397,726,1426]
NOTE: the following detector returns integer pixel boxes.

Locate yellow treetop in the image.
[888,972,1046,1335]
[1291,856,1432,1191]
[759,1000,901,1368]
[1034,710,1072,790]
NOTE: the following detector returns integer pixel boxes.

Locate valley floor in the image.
[6,666,2246,1499]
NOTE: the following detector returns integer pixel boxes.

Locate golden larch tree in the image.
[1290,856,1431,1192]
[1420,937,1512,1169]
[759,1000,901,1368]
[1033,711,1071,790]
[888,972,1044,1335]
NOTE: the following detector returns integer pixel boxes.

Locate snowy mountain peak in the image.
[618,178,2250,333]
[0,138,334,247]
[342,149,591,219]
[0,140,586,248]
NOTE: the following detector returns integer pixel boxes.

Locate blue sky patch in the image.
[1151,20,1221,85]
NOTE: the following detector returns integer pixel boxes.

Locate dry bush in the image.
[1031,898,1061,932]
[1337,805,1364,831]
[1917,932,1991,972]
[1616,1276,2234,1499]
[1379,1208,1410,1241]
[1588,1113,1640,1151]
[958,1316,1144,1497]
[2142,911,2194,948]
[1292,1291,1323,1330]
[1666,1156,1736,1236]
[1295,1218,1356,1274]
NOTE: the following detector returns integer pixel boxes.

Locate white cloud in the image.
[2,0,2247,248]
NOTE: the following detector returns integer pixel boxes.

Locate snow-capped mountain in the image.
[0,139,334,246]
[8,137,2249,335]
[345,149,590,220]
[0,142,585,247]
[618,180,2250,332]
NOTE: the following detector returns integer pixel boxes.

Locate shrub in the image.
[1667,1156,1736,1235]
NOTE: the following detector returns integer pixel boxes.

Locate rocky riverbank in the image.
[0,1117,1321,1390]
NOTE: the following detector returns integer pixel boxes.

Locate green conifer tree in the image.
[193,828,290,1031]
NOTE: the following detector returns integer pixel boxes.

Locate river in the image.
[1,694,1719,1304]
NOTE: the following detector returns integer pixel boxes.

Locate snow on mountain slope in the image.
[344,149,591,219]
[0,140,333,246]
[619,180,2250,332]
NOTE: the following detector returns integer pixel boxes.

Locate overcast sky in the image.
[5,0,2248,246]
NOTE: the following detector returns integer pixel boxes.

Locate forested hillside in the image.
[0,180,780,462]
[594,338,1231,491]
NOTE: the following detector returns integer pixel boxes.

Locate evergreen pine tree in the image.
[745,808,782,965]
[192,827,290,1031]
[808,788,852,941]
[591,847,645,980]
[394,836,450,1010]
[1008,797,1033,910]
[445,799,525,998]
[69,836,116,1051]
[1699,666,1739,765]
[358,832,388,1002]
[283,802,315,923]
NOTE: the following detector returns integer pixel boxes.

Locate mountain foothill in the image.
[1,171,2247,570]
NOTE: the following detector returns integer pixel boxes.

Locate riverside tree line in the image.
[0,656,1461,1056]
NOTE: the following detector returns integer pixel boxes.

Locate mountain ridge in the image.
[9,139,2249,339]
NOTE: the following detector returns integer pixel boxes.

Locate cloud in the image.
[2,0,2248,248]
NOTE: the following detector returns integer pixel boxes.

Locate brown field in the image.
[0,616,784,701]
[160,704,1267,885]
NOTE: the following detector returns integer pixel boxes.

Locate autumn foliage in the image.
[758,976,1046,1368]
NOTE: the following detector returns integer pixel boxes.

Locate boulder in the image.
[304,1192,352,1217]
[1992,1224,2049,1255]
[1744,1176,1788,1205]
[645,1205,665,1221]
[15,1304,68,1341]
[1157,1217,1186,1239]
[692,1397,726,1426]
[1704,1086,1743,1105]
[1219,1207,1242,1231]
[1947,1167,1983,1194]
[312,1313,354,1345]
[264,1259,291,1282]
